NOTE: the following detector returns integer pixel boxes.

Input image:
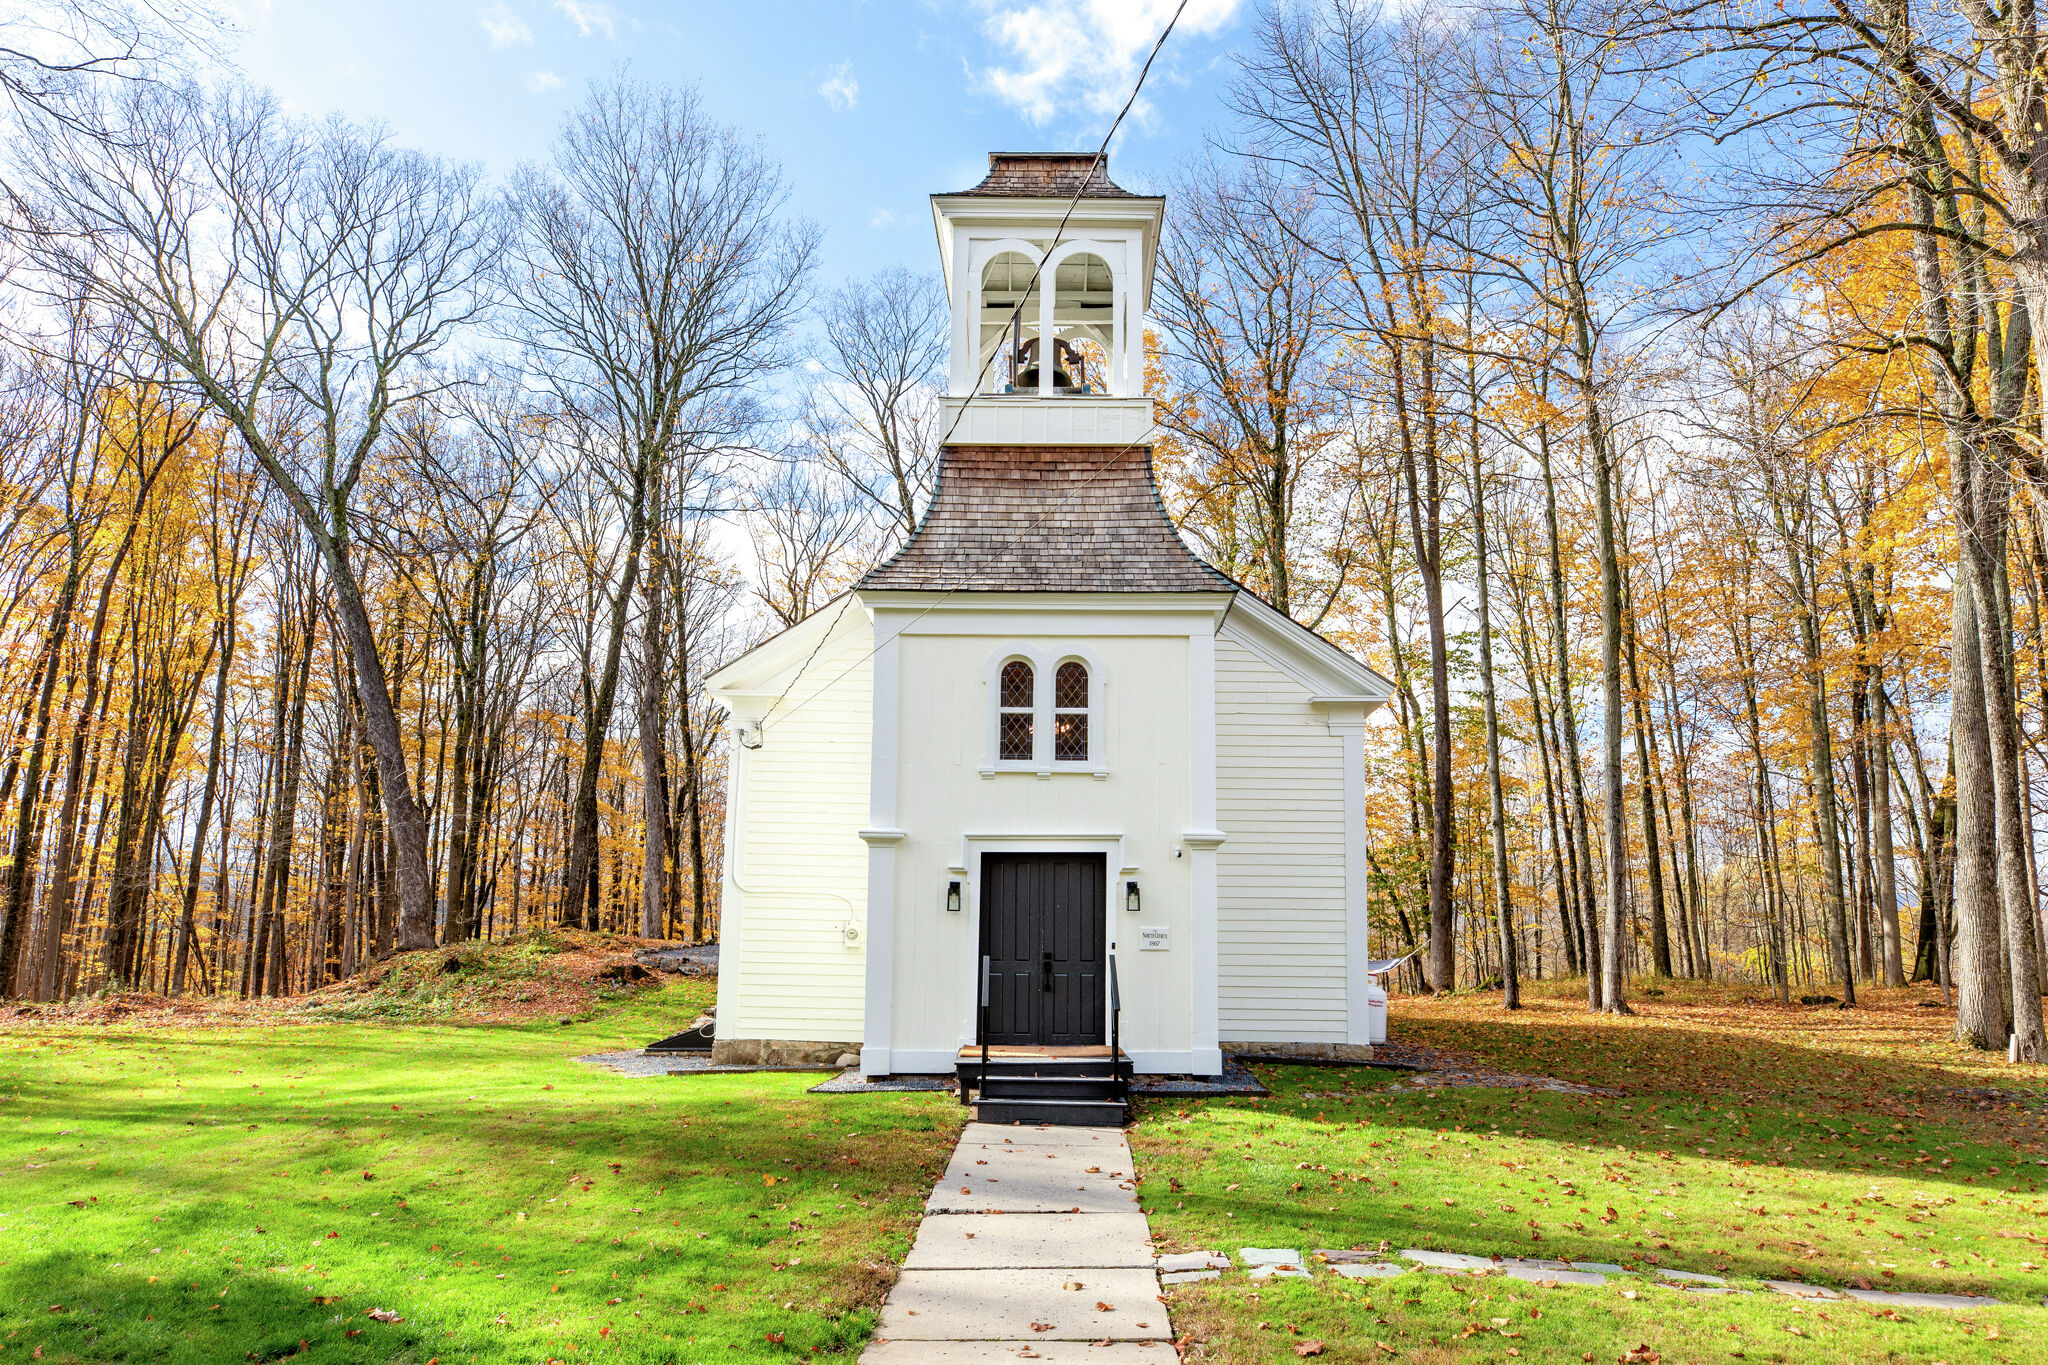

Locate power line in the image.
[753,0,1194,738]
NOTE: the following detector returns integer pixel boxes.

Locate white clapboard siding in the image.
[1215,628,1348,1040]
[729,628,872,1041]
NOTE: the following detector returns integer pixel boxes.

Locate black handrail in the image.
[975,953,991,1109]
[1108,951,1125,1099]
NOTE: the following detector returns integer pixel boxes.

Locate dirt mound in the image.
[0,931,712,1030]
[6,992,246,1028]
[302,930,702,1024]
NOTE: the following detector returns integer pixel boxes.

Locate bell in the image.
[1012,338,1086,392]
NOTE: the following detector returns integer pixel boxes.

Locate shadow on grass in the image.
[1131,1057,2037,1299]
[1385,995,2048,1115]
[0,1258,424,1363]
[0,1017,959,1363]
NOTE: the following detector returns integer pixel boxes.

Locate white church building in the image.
[705,153,1391,1083]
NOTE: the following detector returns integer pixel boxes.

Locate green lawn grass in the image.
[1134,985,2048,1364]
[0,978,961,1364]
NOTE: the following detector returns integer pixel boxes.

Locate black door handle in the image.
[1041,952,1053,992]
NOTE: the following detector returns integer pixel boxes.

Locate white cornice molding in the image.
[1221,594,1393,710]
[861,590,1232,618]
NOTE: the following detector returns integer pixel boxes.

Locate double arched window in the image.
[985,650,1103,774]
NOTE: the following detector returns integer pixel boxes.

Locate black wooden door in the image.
[980,852,1106,1046]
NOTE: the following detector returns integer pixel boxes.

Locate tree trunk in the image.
[1536,424,1600,1004]
[640,510,669,940]
[1951,551,2009,1046]
[1964,444,2047,1058]
[172,618,236,994]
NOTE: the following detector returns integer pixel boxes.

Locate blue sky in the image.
[226,0,1250,287]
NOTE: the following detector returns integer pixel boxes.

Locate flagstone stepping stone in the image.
[1503,1267,1608,1287]
[1239,1247,1302,1267]
[1495,1256,1632,1276]
[1157,1252,1230,1273]
[1331,1263,1407,1280]
[1314,1249,1377,1264]
[1247,1264,1310,1280]
[1763,1280,1842,1300]
[1401,1249,1499,1271]
[1160,1269,1220,1284]
[1842,1288,2002,1309]
[1655,1269,1728,1286]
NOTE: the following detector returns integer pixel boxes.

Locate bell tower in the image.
[930,152,1164,445]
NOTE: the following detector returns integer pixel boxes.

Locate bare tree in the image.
[1153,152,1350,627]
[1459,0,1680,1012]
[14,80,502,952]
[1234,1,1463,989]
[749,463,866,627]
[504,75,813,930]
[801,267,945,548]
[0,0,214,134]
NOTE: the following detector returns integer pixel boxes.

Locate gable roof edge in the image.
[1219,592,1393,709]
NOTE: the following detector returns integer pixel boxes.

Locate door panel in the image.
[980,852,1106,1046]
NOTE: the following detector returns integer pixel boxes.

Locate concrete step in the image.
[973,1097,1128,1127]
[956,1055,1127,1082]
[977,1074,1124,1101]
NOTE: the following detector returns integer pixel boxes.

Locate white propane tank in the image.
[1365,978,1389,1044]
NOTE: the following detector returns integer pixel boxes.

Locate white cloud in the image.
[554,0,617,39]
[478,3,532,45]
[524,70,564,93]
[973,0,1241,126]
[817,61,859,112]
[869,208,899,228]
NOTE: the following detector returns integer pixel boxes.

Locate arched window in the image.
[1050,252,1114,394]
[979,252,1041,394]
[998,659,1035,761]
[1053,660,1089,761]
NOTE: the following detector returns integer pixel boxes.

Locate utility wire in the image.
[753,0,1194,739]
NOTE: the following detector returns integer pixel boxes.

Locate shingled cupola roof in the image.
[951,151,1146,200]
[858,444,1235,594]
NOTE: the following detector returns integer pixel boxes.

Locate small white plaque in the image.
[1139,924,1170,952]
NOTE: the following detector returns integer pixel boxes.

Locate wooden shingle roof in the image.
[951,152,1147,200]
[858,444,1235,594]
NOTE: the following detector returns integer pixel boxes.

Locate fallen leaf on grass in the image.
[366,1308,403,1324]
[1294,1342,1326,1357]
[1619,1348,1660,1364]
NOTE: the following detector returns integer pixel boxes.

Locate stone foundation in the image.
[709,1038,861,1068]
[1222,1040,1375,1064]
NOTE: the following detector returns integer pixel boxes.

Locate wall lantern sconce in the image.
[1125,880,1141,913]
[946,880,962,913]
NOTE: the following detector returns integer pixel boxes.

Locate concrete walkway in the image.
[861,1122,1174,1363]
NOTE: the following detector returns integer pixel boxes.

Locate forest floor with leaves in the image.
[1138,979,2048,1364]
[0,968,962,1364]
